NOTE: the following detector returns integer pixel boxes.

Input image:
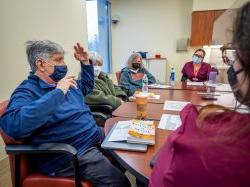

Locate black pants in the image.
[54,147,131,187]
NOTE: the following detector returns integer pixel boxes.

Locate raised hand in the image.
[74,43,90,65]
[56,76,77,94]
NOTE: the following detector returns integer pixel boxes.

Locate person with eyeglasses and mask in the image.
[0,40,130,187]
[181,48,215,82]
[119,52,156,96]
[84,51,127,110]
[149,2,250,187]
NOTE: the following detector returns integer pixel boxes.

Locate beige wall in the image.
[111,0,194,81]
[0,0,88,100]
[110,0,241,81]
[0,1,88,186]
[193,0,236,10]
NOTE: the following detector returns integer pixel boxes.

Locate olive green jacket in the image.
[84,72,127,109]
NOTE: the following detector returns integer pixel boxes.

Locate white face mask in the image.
[94,66,102,76]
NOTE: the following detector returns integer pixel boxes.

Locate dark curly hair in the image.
[232,1,250,106]
[197,2,250,143]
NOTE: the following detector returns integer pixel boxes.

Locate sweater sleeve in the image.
[114,85,127,99]
[181,64,188,81]
[0,88,65,140]
[77,63,94,96]
[84,88,121,109]
[144,68,156,84]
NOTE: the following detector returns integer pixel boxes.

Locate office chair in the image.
[0,100,92,187]
[88,104,114,126]
[115,71,121,84]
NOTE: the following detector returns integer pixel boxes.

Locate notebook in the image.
[101,121,148,152]
[127,120,155,145]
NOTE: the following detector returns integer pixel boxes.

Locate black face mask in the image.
[227,66,244,103]
[132,63,141,69]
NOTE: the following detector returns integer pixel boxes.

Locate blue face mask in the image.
[192,55,202,64]
[49,65,68,82]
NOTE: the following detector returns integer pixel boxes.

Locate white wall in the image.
[193,0,236,10]
[0,0,88,100]
[111,0,194,82]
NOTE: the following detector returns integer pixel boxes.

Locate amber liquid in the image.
[135,96,148,119]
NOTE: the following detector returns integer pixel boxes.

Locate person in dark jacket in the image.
[119,53,156,96]
[0,40,130,187]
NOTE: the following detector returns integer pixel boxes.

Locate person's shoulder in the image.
[185,61,193,66]
[207,110,250,124]
[12,75,40,95]
[180,104,199,124]
[14,79,32,92]
[140,67,148,72]
[121,67,128,71]
[121,67,130,73]
[202,62,211,67]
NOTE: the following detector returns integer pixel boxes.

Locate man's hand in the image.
[56,76,77,95]
[74,43,90,65]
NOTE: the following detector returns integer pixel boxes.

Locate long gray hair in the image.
[26,40,64,73]
[126,53,143,69]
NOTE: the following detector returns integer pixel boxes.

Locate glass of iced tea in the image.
[135,93,148,119]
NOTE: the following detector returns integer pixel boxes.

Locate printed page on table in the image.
[148,83,172,89]
[187,81,204,86]
[215,83,232,92]
[108,121,132,142]
[158,114,182,130]
[163,100,190,111]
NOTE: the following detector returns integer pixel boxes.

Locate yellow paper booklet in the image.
[127,120,155,145]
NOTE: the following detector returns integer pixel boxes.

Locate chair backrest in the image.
[116,71,121,84]
[0,100,92,187]
[0,100,9,116]
[0,100,31,187]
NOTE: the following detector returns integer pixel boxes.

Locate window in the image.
[86,0,112,73]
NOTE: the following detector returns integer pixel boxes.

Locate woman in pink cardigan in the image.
[149,2,250,187]
[181,48,213,82]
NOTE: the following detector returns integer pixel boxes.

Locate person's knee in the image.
[113,173,131,187]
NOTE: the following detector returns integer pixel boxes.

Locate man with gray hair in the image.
[0,40,130,186]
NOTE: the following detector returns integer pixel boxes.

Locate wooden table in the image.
[148,89,216,106]
[108,87,246,185]
[104,117,172,185]
[112,102,179,120]
[149,82,232,92]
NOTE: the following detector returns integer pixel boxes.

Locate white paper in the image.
[148,84,172,89]
[215,83,232,92]
[150,94,160,100]
[197,92,221,96]
[163,100,190,111]
[187,81,204,86]
[158,114,182,130]
[108,121,131,142]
